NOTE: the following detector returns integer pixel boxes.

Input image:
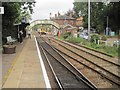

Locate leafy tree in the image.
[2,2,35,44]
[15,2,35,23]
[73,2,88,27]
[2,3,21,38]
[105,2,120,34]
[73,2,88,18]
[73,1,120,34]
[90,2,105,33]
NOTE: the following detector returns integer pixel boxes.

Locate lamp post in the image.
[64,15,67,25]
[88,0,91,40]
[105,16,109,35]
[103,0,110,35]
[107,16,108,28]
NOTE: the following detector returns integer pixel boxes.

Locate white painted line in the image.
[34,36,51,88]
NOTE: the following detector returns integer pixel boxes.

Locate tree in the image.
[73,2,88,18]
[2,3,21,38]
[73,1,120,34]
[15,2,35,23]
[105,2,120,34]
[90,2,105,33]
[2,2,35,44]
[73,2,88,27]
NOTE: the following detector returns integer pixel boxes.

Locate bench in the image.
[6,36,17,44]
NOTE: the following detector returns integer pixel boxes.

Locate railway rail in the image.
[53,38,119,66]
[44,37,120,88]
[50,37,119,75]
[37,37,60,88]
[37,37,97,89]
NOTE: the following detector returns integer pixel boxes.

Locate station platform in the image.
[2,34,50,88]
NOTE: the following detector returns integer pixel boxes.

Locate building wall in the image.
[53,19,76,26]
[61,27,68,35]
[61,27,77,36]
[76,20,83,27]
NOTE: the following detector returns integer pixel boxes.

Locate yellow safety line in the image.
[2,40,27,87]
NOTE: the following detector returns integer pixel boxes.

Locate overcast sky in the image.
[31,0,74,21]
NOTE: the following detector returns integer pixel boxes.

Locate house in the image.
[61,24,77,37]
[51,14,76,27]
[76,16,84,27]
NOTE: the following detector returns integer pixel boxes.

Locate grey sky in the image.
[31,0,74,21]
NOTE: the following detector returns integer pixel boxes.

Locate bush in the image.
[58,35,118,57]
[63,32,71,39]
[101,35,107,41]
[90,34,100,44]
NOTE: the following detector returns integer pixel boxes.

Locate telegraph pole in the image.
[107,16,108,28]
[88,0,90,40]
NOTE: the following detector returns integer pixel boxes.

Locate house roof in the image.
[54,15,75,20]
[76,16,83,21]
[62,24,77,29]
[63,24,73,28]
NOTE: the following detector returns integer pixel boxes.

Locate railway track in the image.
[44,37,120,88]
[37,37,97,89]
[51,37,119,74]
[53,38,119,67]
[37,37,60,88]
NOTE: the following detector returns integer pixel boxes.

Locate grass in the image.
[56,36,65,40]
[57,36,119,57]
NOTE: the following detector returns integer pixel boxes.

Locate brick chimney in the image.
[69,11,73,18]
[50,12,52,19]
[55,14,57,18]
[58,11,60,16]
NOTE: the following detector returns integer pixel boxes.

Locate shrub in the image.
[58,35,118,57]
[90,34,100,44]
[101,35,107,41]
[63,32,71,39]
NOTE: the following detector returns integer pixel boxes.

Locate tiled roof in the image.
[62,24,77,29]
[54,15,75,20]
[76,16,83,21]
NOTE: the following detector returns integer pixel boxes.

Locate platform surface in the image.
[2,35,47,88]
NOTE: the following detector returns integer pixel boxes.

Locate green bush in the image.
[90,34,100,44]
[63,32,71,39]
[101,35,107,41]
[57,35,118,57]
[100,45,118,57]
[90,43,99,49]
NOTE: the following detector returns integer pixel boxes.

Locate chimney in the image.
[58,11,60,16]
[50,12,52,19]
[55,14,57,18]
[69,13,72,18]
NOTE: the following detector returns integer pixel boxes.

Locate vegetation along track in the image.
[38,37,97,89]
[44,37,120,88]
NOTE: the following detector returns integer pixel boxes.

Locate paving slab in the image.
[2,39,27,85]
[0,54,2,88]
[2,36,46,88]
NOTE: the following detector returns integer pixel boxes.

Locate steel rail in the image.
[57,43,120,81]
[40,37,97,89]
[44,41,98,89]
[54,47,120,87]
[49,38,120,79]
[37,38,63,89]
[53,38,120,67]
